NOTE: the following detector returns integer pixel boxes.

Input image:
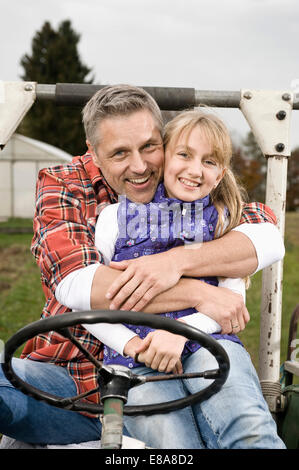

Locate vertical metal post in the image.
[259,156,288,382]
[240,89,293,414]
[257,155,289,414]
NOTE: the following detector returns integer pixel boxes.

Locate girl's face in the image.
[164,125,226,201]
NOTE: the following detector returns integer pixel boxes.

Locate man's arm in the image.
[90,264,249,335]
[106,222,284,311]
[31,167,104,298]
[106,203,285,311]
[171,222,285,279]
[90,264,192,311]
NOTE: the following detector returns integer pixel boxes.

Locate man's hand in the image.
[106,250,182,311]
[195,284,250,334]
[134,330,187,374]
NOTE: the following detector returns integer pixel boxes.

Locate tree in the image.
[231,144,264,204]
[19,20,93,155]
[233,133,299,211]
[241,131,266,203]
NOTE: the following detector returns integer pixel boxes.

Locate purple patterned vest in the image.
[104,183,241,368]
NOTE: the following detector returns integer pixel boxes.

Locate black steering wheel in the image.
[2,310,230,416]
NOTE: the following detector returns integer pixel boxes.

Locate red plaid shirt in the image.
[21,152,277,414]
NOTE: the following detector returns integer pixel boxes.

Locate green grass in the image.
[0,215,298,373]
[0,230,45,354]
[0,217,33,229]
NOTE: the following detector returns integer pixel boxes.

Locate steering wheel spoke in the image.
[56,327,103,369]
[144,368,221,383]
[59,386,100,408]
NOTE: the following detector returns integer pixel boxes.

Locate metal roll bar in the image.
[35,83,299,110]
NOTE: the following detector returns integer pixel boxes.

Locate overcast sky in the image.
[1,0,299,149]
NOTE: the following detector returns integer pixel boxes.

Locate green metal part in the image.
[278,385,299,449]
[103,397,124,416]
[101,398,125,450]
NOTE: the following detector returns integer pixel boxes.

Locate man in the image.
[0,84,285,447]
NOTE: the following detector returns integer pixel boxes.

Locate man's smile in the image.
[126,172,153,186]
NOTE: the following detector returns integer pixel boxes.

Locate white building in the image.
[0,134,72,219]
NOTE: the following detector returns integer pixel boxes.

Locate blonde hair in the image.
[163,109,248,237]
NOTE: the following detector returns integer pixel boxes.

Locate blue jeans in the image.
[124,340,286,449]
[0,358,102,445]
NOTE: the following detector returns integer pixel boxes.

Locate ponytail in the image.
[212,169,251,288]
[212,168,248,237]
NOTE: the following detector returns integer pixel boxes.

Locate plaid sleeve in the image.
[31,167,103,294]
[240,202,277,225]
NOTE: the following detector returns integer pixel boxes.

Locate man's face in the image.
[88,110,164,203]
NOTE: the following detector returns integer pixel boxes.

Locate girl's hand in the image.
[106,250,182,311]
[134,330,187,374]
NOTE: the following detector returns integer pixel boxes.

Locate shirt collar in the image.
[154,182,211,208]
[75,152,118,203]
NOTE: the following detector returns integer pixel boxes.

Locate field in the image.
[0,214,298,375]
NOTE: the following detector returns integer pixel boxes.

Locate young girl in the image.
[82,109,248,373]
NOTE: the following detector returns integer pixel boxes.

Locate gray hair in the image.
[82,84,163,148]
